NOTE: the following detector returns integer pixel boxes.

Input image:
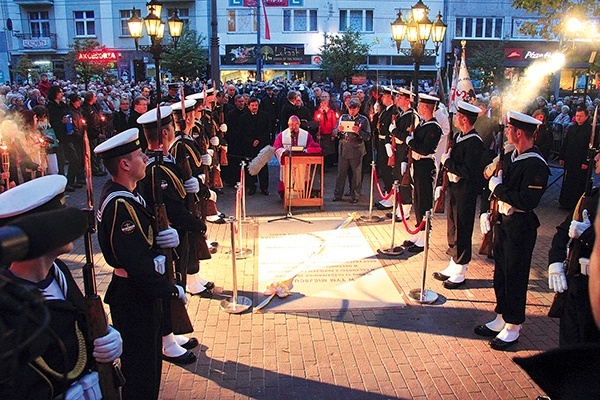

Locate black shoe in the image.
[209,246,218,254]
[71,182,83,188]
[181,337,199,350]
[204,282,215,291]
[195,288,213,298]
[474,325,500,337]
[489,337,518,351]
[247,188,256,195]
[218,213,226,218]
[208,218,226,224]
[350,199,359,204]
[65,185,76,192]
[432,272,450,281]
[408,245,424,253]
[332,197,343,202]
[375,203,393,210]
[402,240,415,247]
[344,190,351,196]
[261,189,269,195]
[443,279,466,289]
[163,351,197,365]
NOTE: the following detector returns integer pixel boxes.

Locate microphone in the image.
[0,208,88,265]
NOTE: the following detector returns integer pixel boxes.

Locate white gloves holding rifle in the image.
[480,212,491,235]
[548,262,568,293]
[156,227,179,249]
[93,325,123,363]
[184,177,199,194]
[569,209,591,239]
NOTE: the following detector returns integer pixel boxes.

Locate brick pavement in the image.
[61,164,572,399]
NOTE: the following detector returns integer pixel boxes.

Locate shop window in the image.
[29,11,50,37]
[283,9,317,32]
[339,9,373,32]
[74,11,95,37]
[456,17,502,39]
[227,9,257,33]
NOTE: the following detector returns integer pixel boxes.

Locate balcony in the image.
[14,0,53,5]
[16,33,57,52]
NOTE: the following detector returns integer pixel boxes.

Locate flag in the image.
[262,0,271,40]
[456,41,477,105]
[434,68,446,106]
[449,48,460,113]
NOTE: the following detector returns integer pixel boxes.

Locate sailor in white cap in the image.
[94,127,188,398]
[134,107,203,364]
[389,87,419,218]
[474,109,549,351]
[0,175,123,399]
[432,101,485,288]
[374,86,400,210]
[398,93,443,252]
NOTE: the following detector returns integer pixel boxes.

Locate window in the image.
[339,10,373,32]
[74,11,95,37]
[455,17,502,39]
[283,9,317,32]
[120,10,133,36]
[30,11,50,37]
[227,9,257,33]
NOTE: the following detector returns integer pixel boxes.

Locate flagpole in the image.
[256,0,262,82]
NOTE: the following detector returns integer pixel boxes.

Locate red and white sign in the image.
[311,55,322,65]
[77,51,118,63]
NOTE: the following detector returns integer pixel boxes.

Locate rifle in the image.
[153,105,194,335]
[433,128,454,213]
[478,124,504,255]
[401,113,417,187]
[179,85,211,261]
[81,120,123,399]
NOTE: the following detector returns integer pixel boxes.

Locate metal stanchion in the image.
[408,211,438,304]
[378,181,404,256]
[359,161,382,223]
[221,217,252,313]
[234,182,252,259]
[240,160,247,221]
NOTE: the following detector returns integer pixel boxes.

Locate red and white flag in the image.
[455,41,477,105]
[262,0,271,40]
[449,48,460,113]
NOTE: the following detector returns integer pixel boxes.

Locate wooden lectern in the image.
[281,151,324,210]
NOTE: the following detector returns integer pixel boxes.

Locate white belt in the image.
[378,135,387,140]
[394,137,403,144]
[412,152,434,161]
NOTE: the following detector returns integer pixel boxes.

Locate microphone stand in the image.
[269,133,311,224]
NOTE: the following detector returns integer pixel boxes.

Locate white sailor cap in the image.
[418,93,440,105]
[457,101,481,118]
[398,87,414,98]
[380,86,398,96]
[0,175,67,222]
[171,99,196,114]
[136,105,174,128]
[94,128,141,159]
[186,92,205,101]
[507,110,542,132]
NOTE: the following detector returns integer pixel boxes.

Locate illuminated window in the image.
[227,9,257,33]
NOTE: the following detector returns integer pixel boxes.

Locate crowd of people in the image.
[1,71,600,399]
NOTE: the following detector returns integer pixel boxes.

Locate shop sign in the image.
[524,51,554,60]
[77,50,118,63]
[504,47,554,61]
[311,55,322,65]
[244,0,288,6]
[224,44,304,65]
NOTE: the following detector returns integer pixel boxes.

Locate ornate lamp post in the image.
[391,0,446,100]
[127,1,183,103]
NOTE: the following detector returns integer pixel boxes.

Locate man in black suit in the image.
[113,97,131,134]
[240,97,273,195]
[128,96,149,151]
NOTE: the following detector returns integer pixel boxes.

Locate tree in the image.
[64,39,114,88]
[319,29,370,88]
[161,26,209,81]
[13,54,34,83]
[468,43,506,92]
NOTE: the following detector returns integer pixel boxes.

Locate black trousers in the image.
[376,139,393,193]
[493,213,538,325]
[560,274,600,347]
[412,158,435,225]
[246,164,269,191]
[446,185,478,264]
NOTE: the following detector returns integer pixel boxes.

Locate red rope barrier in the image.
[395,191,425,235]
[372,168,394,201]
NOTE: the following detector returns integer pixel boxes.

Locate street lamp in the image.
[126,1,183,103]
[391,1,446,99]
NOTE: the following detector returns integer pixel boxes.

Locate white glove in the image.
[219,123,228,133]
[504,142,516,153]
[388,121,396,133]
[434,186,442,201]
[385,143,393,157]
[569,209,591,239]
[488,170,503,193]
[447,172,460,183]
[153,255,166,274]
[580,257,590,275]
[401,162,408,175]
[201,153,212,165]
[441,148,451,165]
[480,212,491,235]
[484,156,499,179]
[548,262,568,293]
[210,136,220,146]
[184,177,199,194]
[406,135,414,145]
[198,174,206,184]
[93,325,123,363]
[156,227,180,249]
[175,284,188,305]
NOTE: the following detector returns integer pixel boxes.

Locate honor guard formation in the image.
[1,78,600,399]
